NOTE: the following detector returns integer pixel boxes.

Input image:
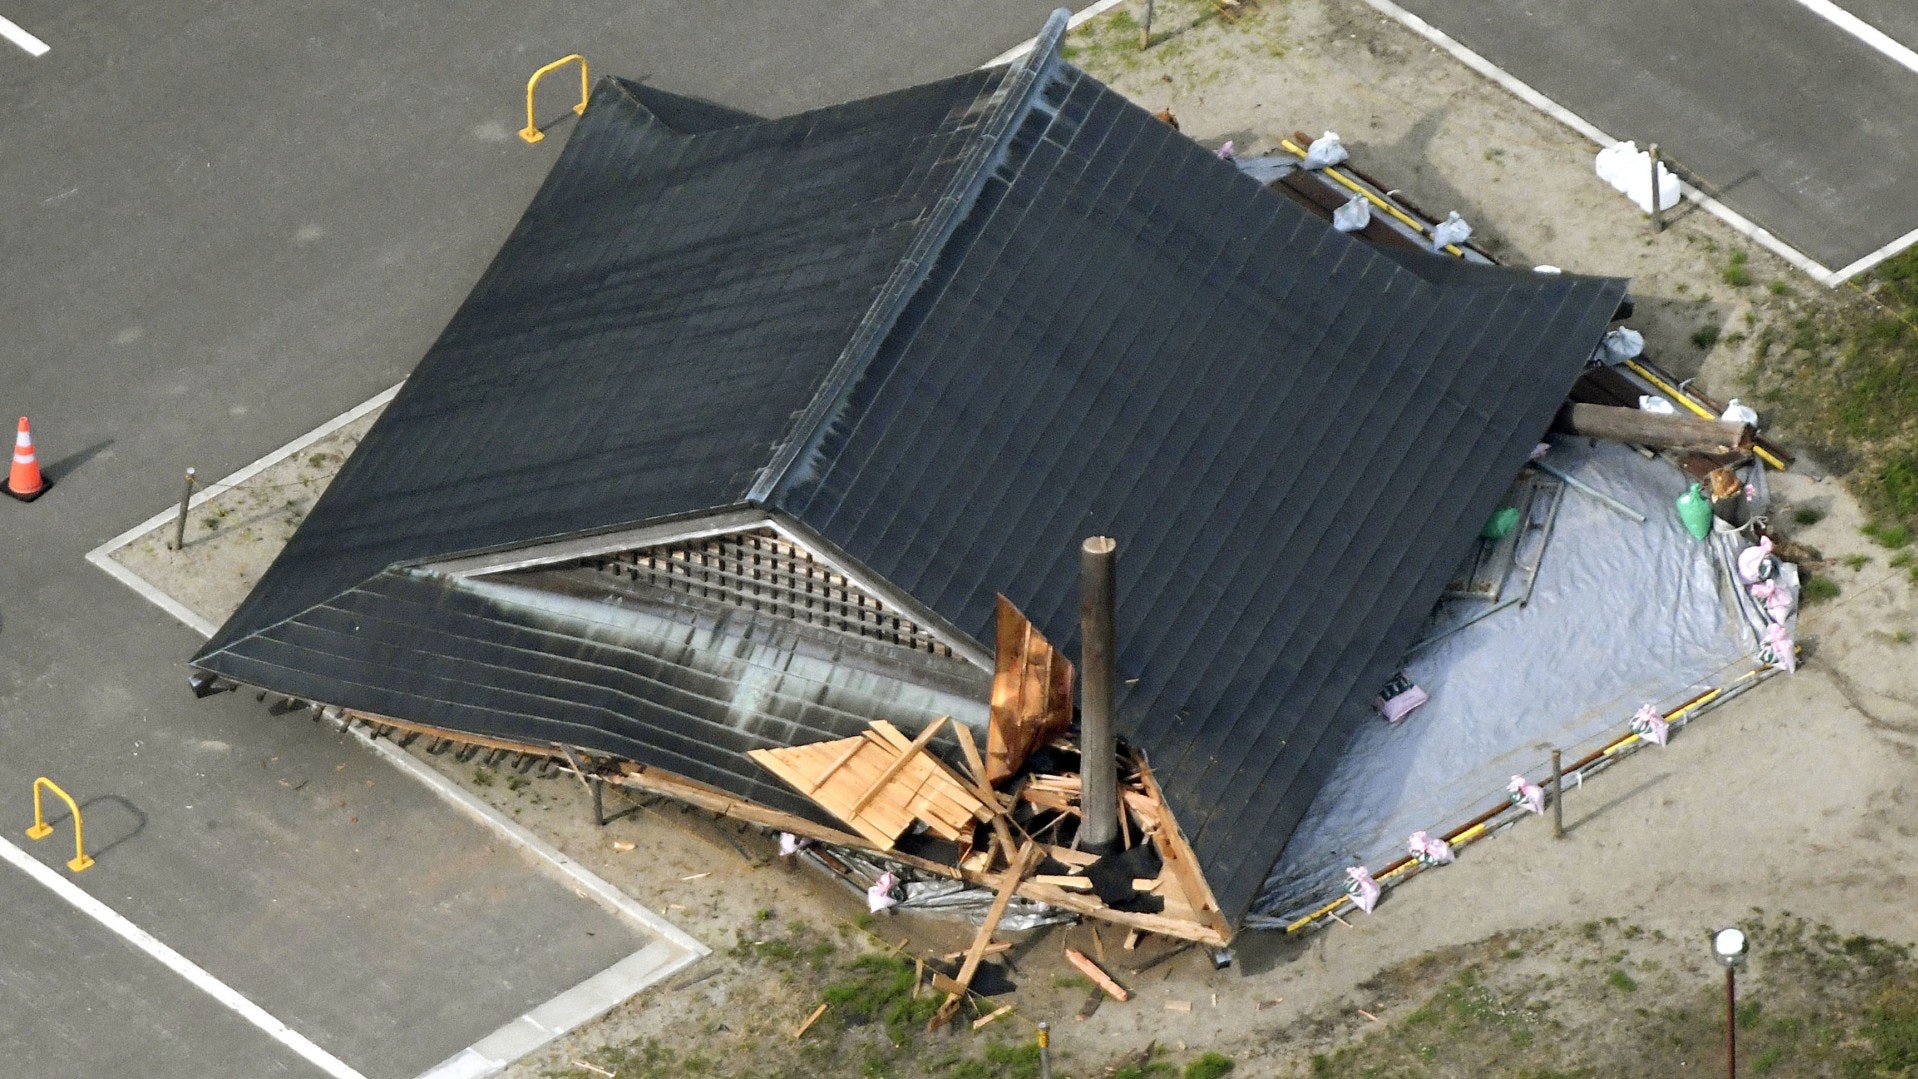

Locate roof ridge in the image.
[745,8,1073,505]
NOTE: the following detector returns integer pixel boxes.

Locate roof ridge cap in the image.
[744,8,1073,505]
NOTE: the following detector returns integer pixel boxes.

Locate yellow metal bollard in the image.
[26,777,94,873]
[520,54,589,144]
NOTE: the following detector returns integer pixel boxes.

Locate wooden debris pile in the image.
[748,596,1230,945]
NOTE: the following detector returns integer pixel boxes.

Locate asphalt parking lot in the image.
[1382,0,1918,277]
[0,1,1063,1075]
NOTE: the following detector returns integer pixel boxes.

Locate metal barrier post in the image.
[27,777,95,872]
[520,54,590,144]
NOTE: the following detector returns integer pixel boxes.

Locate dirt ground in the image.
[110,2,1918,1075]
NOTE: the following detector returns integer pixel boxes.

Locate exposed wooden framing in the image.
[1551,402,1755,453]
[986,596,1074,783]
[1133,753,1232,939]
[751,721,985,848]
[848,716,950,816]
[931,841,1041,1030]
[810,738,867,793]
[952,723,1019,862]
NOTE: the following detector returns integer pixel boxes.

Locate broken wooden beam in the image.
[930,841,1042,1030]
[1064,946,1130,1002]
[1552,402,1754,454]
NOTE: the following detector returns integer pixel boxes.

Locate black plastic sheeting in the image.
[196,19,1626,928]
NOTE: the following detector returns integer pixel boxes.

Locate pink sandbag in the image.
[1344,866,1382,914]
[1507,774,1545,815]
[778,832,814,858]
[1376,674,1429,725]
[867,871,900,913]
[1408,830,1454,867]
[1738,536,1777,584]
[1630,703,1669,746]
[1750,579,1794,624]
[1762,623,1797,672]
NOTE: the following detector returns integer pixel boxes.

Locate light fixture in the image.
[1712,927,1748,969]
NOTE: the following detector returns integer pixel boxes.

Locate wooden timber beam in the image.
[1552,402,1754,454]
[930,840,1041,1029]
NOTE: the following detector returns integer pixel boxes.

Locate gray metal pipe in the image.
[1079,536,1120,854]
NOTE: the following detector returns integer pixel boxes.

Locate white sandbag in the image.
[1332,193,1372,233]
[1430,211,1471,251]
[1639,394,1676,415]
[1721,398,1759,428]
[1594,140,1679,214]
[1302,131,1348,170]
[1602,326,1645,364]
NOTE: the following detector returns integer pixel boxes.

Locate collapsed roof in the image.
[193,15,1626,928]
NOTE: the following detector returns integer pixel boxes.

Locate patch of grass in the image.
[1606,969,1638,993]
[1801,574,1842,604]
[940,1042,1042,1079]
[1875,452,1918,518]
[1844,553,1871,570]
[1183,1053,1235,1079]
[822,953,940,1044]
[1862,520,1913,548]
[1692,325,1721,350]
[505,774,528,792]
[471,767,494,787]
[1112,1045,1177,1079]
[1792,505,1826,526]
[1053,974,1093,990]
[1724,250,1754,287]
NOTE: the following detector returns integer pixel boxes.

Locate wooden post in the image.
[1140,0,1155,49]
[1080,538,1120,854]
[1649,144,1665,232]
[171,467,196,550]
[1552,749,1564,839]
[1551,402,1754,454]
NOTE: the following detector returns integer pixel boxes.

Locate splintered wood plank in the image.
[1065,947,1130,1002]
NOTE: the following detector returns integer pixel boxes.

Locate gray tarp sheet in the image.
[1250,439,1766,924]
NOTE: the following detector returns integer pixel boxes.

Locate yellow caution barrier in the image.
[26,777,94,873]
[520,54,589,145]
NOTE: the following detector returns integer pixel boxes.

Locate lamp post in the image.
[1712,927,1749,1079]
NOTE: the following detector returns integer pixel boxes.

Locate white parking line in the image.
[1789,0,1918,76]
[0,14,49,56]
[86,383,710,1078]
[1354,0,1869,285]
[1,835,368,1079]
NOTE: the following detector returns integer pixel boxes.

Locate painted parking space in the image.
[1377,0,1918,277]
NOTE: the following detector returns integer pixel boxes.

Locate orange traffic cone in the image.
[4,417,50,502]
